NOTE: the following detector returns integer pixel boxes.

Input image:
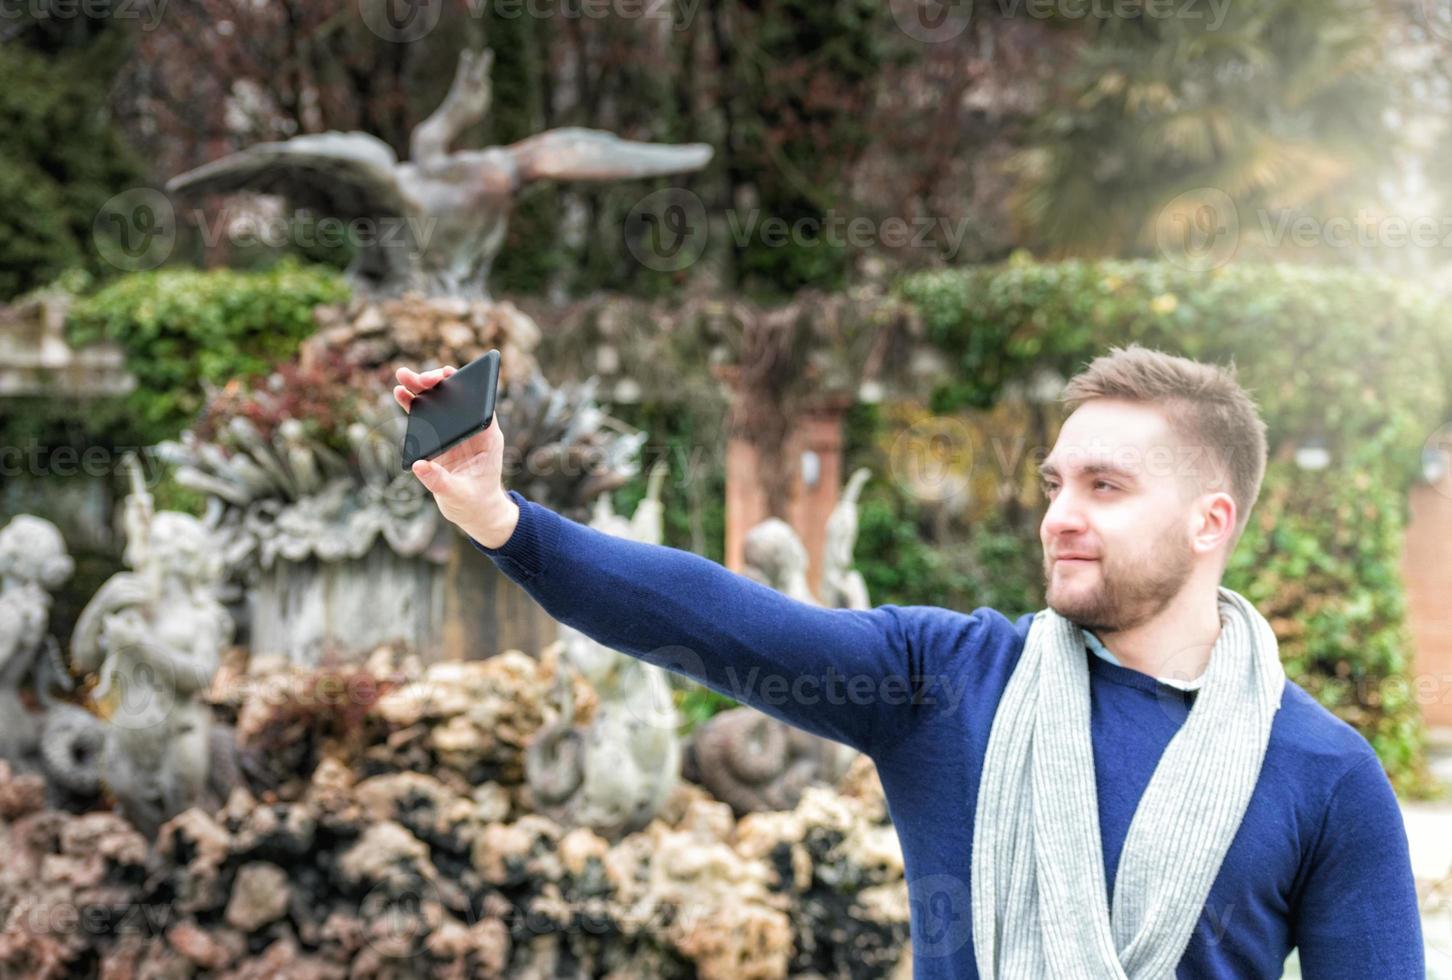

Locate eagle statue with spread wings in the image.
[167,48,714,299]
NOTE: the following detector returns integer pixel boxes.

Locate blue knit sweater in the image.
[470,489,1425,979]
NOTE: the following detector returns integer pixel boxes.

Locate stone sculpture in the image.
[167,49,714,300]
[820,466,872,611]
[156,398,445,573]
[525,461,681,839]
[159,370,647,661]
[70,455,237,836]
[682,707,856,818]
[0,515,75,769]
[684,468,875,814]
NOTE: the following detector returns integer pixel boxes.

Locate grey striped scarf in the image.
[970,586,1286,979]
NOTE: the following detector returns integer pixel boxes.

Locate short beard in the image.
[1043,520,1194,634]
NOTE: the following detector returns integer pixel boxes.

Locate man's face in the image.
[1037,399,1217,633]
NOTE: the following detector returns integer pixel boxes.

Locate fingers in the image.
[395,365,457,397]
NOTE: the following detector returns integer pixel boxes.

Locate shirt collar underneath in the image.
[1082,629,1205,692]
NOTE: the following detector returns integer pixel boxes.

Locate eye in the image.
[1040,480,1058,496]
[1094,480,1117,492]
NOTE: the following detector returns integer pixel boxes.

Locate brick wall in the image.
[1401,481,1452,729]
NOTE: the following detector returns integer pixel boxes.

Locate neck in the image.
[1092,580,1223,686]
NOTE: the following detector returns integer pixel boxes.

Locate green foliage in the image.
[64,262,350,444]
[608,402,727,565]
[1012,0,1399,259]
[674,685,740,737]
[0,32,144,300]
[719,0,894,296]
[843,402,1042,615]
[897,258,1451,794]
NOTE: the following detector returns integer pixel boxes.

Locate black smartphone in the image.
[400,349,501,471]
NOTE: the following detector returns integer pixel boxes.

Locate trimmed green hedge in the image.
[64,260,350,444]
[894,258,1452,795]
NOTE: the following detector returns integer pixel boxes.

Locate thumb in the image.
[411,459,455,497]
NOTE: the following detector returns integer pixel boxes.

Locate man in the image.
[395,344,1423,978]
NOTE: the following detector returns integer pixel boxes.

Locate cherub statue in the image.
[0,515,75,767]
[70,455,236,836]
[167,49,714,300]
[819,467,872,610]
[684,469,876,813]
[526,461,682,839]
[741,518,816,603]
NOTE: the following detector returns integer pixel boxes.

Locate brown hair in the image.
[1059,343,1268,553]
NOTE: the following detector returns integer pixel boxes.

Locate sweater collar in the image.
[1082,627,1206,694]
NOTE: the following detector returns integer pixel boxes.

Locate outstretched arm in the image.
[470,488,920,756]
[393,364,929,756]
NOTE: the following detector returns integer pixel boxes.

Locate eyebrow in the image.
[1037,460,1140,485]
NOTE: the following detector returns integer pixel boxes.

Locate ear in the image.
[1192,491,1237,557]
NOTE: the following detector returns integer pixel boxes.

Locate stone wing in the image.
[507,127,713,184]
[166,131,410,220]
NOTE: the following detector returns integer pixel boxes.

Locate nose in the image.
[1040,484,1089,544]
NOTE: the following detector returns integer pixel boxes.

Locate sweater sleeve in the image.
[468,489,927,756]
[1290,755,1425,978]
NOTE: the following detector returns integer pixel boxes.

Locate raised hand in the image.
[394,365,519,548]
